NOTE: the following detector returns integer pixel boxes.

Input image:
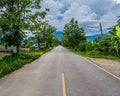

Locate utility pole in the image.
[99,22,103,36]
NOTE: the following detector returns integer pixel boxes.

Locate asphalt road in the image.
[0,46,120,96]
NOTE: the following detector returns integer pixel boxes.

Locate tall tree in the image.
[30,20,55,49]
[62,18,86,49]
[0,0,45,54]
[43,23,56,48]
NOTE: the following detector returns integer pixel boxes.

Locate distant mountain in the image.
[54,31,101,41]
[54,31,63,41]
[87,34,101,41]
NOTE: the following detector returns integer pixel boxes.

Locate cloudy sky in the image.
[41,0,120,36]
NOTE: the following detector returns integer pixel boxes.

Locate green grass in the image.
[69,49,120,61]
[0,50,48,78]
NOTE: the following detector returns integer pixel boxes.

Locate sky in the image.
[41,0,120,36]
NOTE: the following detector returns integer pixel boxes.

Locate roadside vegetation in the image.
[62,18,120,60]
[70,49,120,61]
[0,0,59,78]
[0,50,48,78]
[0,0,119,78]
[0,0,59,55]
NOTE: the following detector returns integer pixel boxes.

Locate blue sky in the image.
[41,0,120,36]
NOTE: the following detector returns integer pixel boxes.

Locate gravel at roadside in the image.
[85,57,120,78]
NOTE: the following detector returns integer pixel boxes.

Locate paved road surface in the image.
[0,46,120,96]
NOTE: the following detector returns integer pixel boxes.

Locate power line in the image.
[87,22,104,36]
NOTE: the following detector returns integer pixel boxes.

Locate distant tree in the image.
[30,20,56,49]
[42,22,56,48]
[29,7,49,50]
[21,36,36,48]
[52,36,59,47]
[62,18,86,49]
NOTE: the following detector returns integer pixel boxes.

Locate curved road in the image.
[0,46,120,96]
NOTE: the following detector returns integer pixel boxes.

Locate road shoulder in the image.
[83,57,120,78]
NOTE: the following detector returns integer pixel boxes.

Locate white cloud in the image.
[57,0,115,13]
[41,0,120,35]
[62,3,97,26]
[100,3,120,28]
[42,0,63,15]
[41,0,64,30]
[115,0,120,3]
[43,2,98,30]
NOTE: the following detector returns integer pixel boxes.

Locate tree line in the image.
[62,18,120,58]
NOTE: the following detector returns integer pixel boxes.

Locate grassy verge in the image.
[0,50,48,78]
[69,49,120,61]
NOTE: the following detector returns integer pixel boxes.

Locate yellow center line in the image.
[62,73,67,96]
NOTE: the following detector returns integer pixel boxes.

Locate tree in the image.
[29,8,49,50]
[43,24,56,48]
[62,18,86,49]
[52,36,59,47]
[30,20,56,49]
[0,0,45,54]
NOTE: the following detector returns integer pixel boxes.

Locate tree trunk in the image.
[12,42,19,55]
[37,38,40,50]
[17,42,19,55]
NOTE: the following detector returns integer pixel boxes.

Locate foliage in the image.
[85,19,120,57]
[0,0,48,54]
[31,21,56,49]
[85,41,94,51]
[52,36,59,47]
[116,26,120,38]
[41,22,56,48]
[0,50,47,78]
[62,18,86,49]
[65,18,120,59]
[70,48,120,60]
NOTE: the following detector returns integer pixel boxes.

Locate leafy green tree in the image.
[85,41,94,51]
[52,36,59,47]
[0,0,45,54]
[30,20,55,49]
[29,7,49,50]
[21,36,36,48]
[42,22,56,48]
[62,18,86,49]
[62,35,69,47]
[30,21,44,50]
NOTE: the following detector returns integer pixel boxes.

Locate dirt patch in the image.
[85,57,120,78]
[0,52,10,58]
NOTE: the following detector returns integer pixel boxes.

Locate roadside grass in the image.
[69,49,120,61]
[0,50,48,78]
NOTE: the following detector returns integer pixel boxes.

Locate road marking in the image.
[62,73,67,96]
[92,61,120,80]
[81,57,120,81]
